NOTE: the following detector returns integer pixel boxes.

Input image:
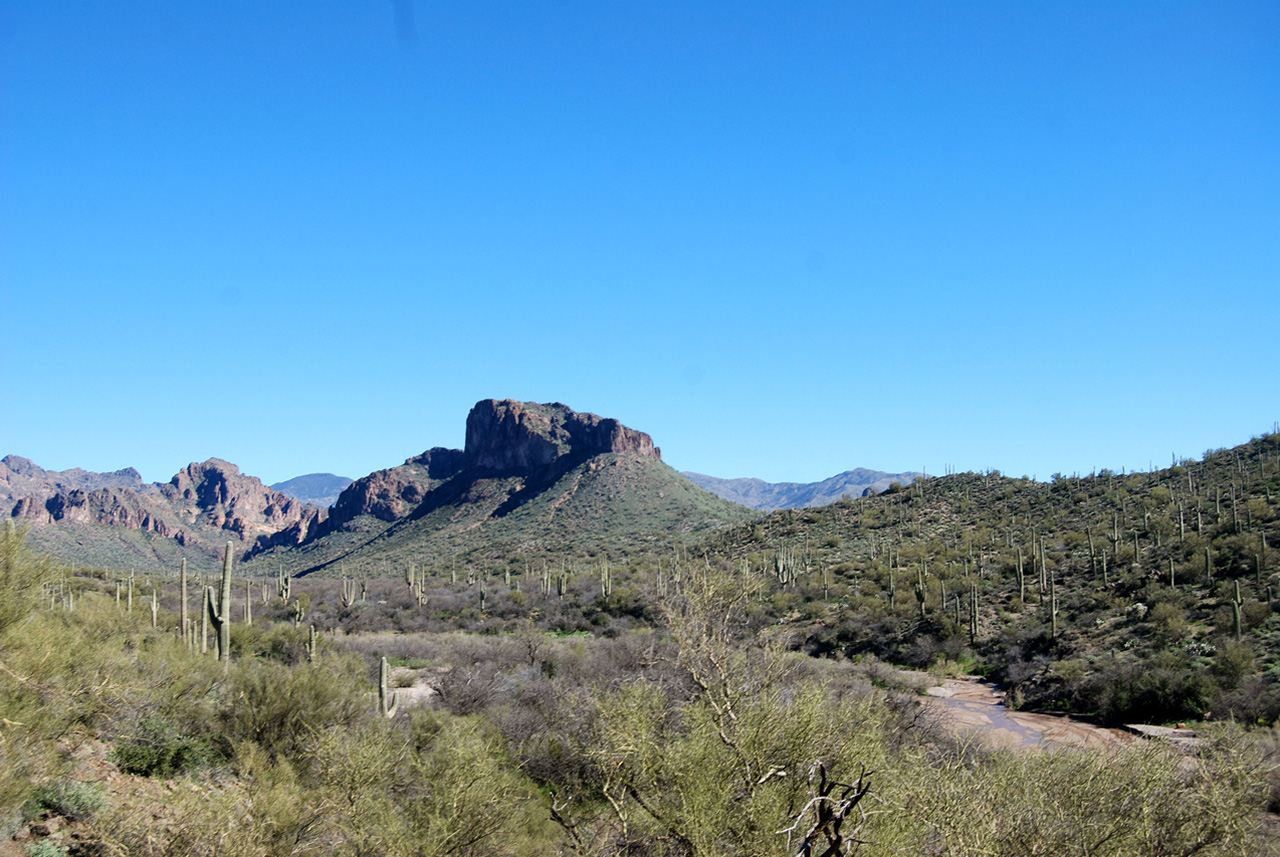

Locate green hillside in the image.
[247,454,756,577]
[703,430,1280,724]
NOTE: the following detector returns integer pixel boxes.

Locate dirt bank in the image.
[921,677,1132,751]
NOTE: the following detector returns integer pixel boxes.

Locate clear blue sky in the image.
[2,2,1277,487]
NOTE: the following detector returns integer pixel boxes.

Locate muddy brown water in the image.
[921,678,1133,751]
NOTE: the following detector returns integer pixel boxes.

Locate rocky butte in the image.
[260,399,664,553]
[4,399,694,570]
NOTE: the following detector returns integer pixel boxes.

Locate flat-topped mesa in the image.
[464,399,661,473]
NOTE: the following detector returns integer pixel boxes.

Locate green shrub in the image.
[0,525,54,637]
[111,716,220,777]
[24,781,105,822]
[219,656,365,760]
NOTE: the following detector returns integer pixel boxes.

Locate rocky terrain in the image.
[684,466,922,510]
[4,399,746,574]
[1,454,323,571]
[250,399,746,574]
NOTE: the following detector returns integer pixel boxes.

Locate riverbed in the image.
[921,677,1133,750]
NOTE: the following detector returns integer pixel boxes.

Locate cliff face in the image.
[159,459,317,540]
[6,399,666,567]
[464,400,660,472]
[265,400,663,558]
[327,448,467,524]
[3,455,324,556]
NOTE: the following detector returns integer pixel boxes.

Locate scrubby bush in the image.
[110,715,219,777]
[0,525,53,636]
[24,780,105,822]
[218,656,366,760]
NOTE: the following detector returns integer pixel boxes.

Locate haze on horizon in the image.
[2,2,1276,487]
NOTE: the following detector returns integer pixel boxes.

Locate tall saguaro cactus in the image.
[180,558,189,645]
[913,567,926,620]
[379,656,399,718]
[1049,573,1059,639]
[207,542,234,663]
[969,583,979,643]
[277,564,291,601]
[307,624,318,664]
[1232,581,1244,643]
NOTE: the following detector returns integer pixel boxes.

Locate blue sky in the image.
[2,2,1277,487]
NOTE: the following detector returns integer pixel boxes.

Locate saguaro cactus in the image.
[969,583,978,643]
[180,558,189,645]
[600,559,612,598]
[1016,546,1025,606]
[207,542,234,663]
[1232,580,1244,642]
[1049,573,1059,639]
[307,624,317,664]
[379,656,399,718]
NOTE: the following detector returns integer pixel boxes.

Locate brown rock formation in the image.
[328,447,467,524]
[4,454,321,558]
[7,399,666,568]
[159,459,313,540]
[464,400,660,472]
[1,455,147,502]
[258,400,662,558]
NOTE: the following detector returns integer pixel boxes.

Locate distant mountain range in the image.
[1,453,318,572]
[682,468,922,510]
[3,400,753,573]
[270,473,353,508]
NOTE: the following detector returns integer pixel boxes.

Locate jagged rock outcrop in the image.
[465,400,660,472]
[158,459,314,539]
[257,400,664,559]
[328,447,467,524]
[1,454,147,499]
[4,454,322,558]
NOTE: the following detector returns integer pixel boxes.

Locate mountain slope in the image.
[2,456,322,572]
[1,455,147,495]
[684,467,922,510]
[700,430,1280,724]
[247,399,754,575]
